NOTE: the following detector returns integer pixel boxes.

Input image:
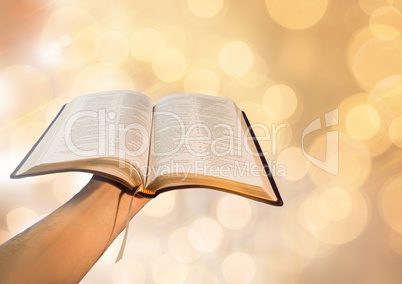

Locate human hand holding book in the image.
[11,90,282,206]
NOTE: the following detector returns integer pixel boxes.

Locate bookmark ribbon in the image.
[115,184,143,263]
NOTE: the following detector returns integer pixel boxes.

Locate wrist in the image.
[78,176,150,233]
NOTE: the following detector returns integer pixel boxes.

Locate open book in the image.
[11,90,282,206]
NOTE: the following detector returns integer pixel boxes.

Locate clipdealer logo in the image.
[301,109,339,175]
[63,108,339,177]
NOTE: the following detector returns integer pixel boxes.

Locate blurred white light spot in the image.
[222,252,256,283]
[97,31,130,66]
[311,187,369,245]
[265,0,329,30]
[369,6,402,41]
[276,147,310,181]
[219,41,254,77]
[216,194,252,230]
[141,191,176,217]
[60,35,72,46]
[7,207,40,235]
[345,104,381,140]
[168,227,201,262]
[131,28,165,62]
[46,41,62,55]
[40,7,100,68]
[319,187,353,222]
[298,197,331,232]
[187,0,224,18]
[263,84,298,119]
[152,47,187,82]
[188,217,223,252]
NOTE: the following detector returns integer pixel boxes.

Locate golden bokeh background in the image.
[1,0,402,283]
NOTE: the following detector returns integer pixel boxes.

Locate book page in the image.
[147,93,264,188]
[29,90,153,179]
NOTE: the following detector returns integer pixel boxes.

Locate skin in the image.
[0,175,150,284]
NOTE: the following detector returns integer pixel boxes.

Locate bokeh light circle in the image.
[141,191,176,217]
[369,6,402,40]
[318,187,353,222]
[159,25,187,51]
[265,0,329,30]
[345,104,381,140]
[263,84,298,120]
[216,194,253,230]
[130,28,165,62]
[168,227,201,262]
[40,7,100,68]
[219,40,254,77]
[347,28,402,91]
[329,151,371,186]
[293,185,370,248]
[187,0,224,18]
[152,47,187,82]
[298,197,331,232]
[306,186,369,245]
[282,196,336,259]
[338,92,392,157]
[359,0,395,15]
[222,252,256,283]
[370,74,402,117]
[276,146,310,181]
[96,31,130,66]
[188,217,224,252]
[236,56,270,89]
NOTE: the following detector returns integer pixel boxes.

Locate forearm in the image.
[0,176,150,284]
